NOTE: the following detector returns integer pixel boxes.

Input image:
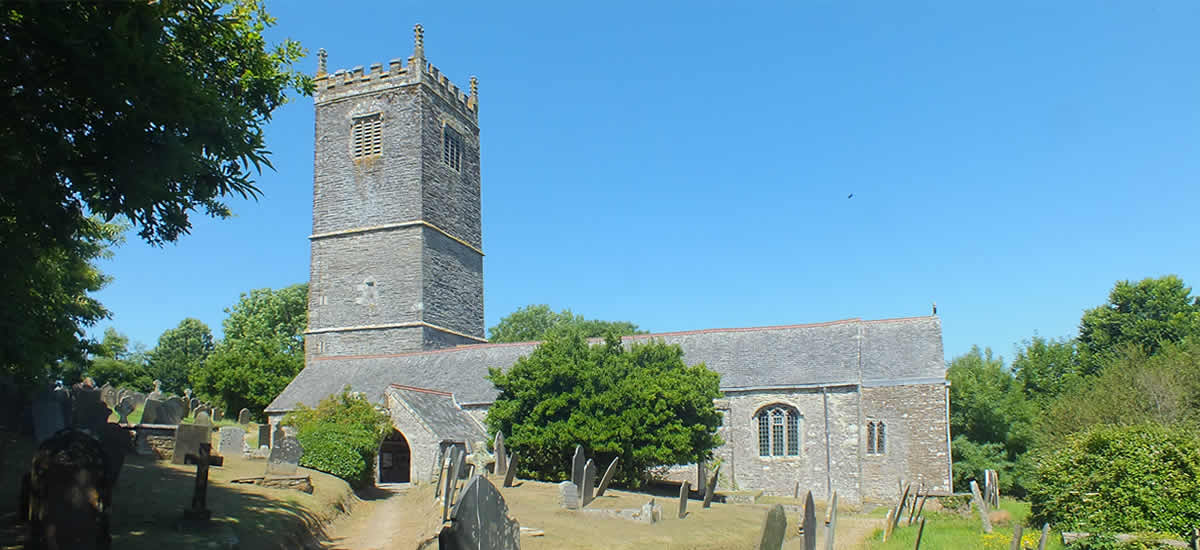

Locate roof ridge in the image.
[389,383,453,396]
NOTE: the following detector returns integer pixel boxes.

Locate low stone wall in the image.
[131,424,178,460]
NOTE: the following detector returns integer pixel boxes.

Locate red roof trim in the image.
[388,383,453,396]
[314,315,937,362]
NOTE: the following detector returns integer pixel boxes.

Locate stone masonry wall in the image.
[421,227,484,339]
[308,227,422,333]
[305,327,426,360]
[386,392,440,484]
[420,88,481,249]
[860,384,952,501]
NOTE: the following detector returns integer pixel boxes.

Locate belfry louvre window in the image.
[756,405,801,457]
[352,114,383,158]
[867,420,886,455]
[443,125,462,170]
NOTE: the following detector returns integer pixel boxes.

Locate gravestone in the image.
[435,448,451,497]
[31,390,66,443]
[803,491,817,550]
[183,443,223,521]
[189,397,200,411]
[148,380,163,401]
[24,428,113,548]
[212,408,223,422]
[1010,524,1024,550]
[100,384,117,408]
[218,427,246,455]
[272,424,284,448]
[173,422,213,465]
[1037,523,1050,550]
[74,400,111,435]
[194,411,212,426]
[443,448,464,520]
[678,480,690,519]
[267,435,303,475]
[595,456,619,497]
[758,504,787,550]
[581,459,596,506]
[127,391,146,410]
[163,397,187,424]
[184,388,193,399]
[494,431,507,476]
[558,481,579,510]
[702,464,720,508]
[71,386,103,426]
[571,445,585,489]
[238,408,251,424]
[638,498,662,524]
[969,480,993,533]
[115,396,136,424]
[259,424,271,448]
[141,398,165,424]
[503,452,519,488]
[825,491,839,550]
[441,475,520,550]
[117,388,130,406]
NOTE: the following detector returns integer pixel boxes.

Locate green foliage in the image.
[1013,336,1084,402]
[1029,424,1200,536]
[192,284,307,418]
[947,346,1035,493]
[487,304,646,343]
[284,390,391,489]
[486,329,722,487]
[148,318,214,394]
[1078,276,1200,374]
[1065,534,1121,550]
[0,217,121,386]
[85,328,153,389]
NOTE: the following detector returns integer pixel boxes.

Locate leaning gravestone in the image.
[217,426,246,455]
[503,452,519,488]
[442,475,520,550]
[173,422,213,465]
[678,481,690,519]
[494,431,507,476]
[115,396,136,424]
[141,398,165,424]
[559,481,579,510]
[581,459,597,506]
[596,457,619,497]
[703,464,720,508]
[238,408,251,424]
[571,445,585,488]
[267,435,303,475]
[758,504,788,550]
[825,491,839,550]
[31,390,66,443]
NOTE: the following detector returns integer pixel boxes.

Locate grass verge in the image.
[862,498,1068,550]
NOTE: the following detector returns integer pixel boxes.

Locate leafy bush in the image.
[1029,424,1200,536]
[283,389,390,489]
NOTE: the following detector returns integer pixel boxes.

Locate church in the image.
[266,26,952,505]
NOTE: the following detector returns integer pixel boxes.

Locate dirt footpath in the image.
[323,484,441,550]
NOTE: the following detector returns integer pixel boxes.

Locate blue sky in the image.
[92,1,1200,364]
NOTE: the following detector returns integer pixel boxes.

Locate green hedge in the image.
[284,389,390,489]
[1029,423,1200,536]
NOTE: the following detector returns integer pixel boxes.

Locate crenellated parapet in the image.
[313,24,478,119]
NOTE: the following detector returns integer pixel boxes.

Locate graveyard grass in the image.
[0,429,353,550]
[862,498,1068,550]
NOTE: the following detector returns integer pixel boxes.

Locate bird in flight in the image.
[847,193,854,199]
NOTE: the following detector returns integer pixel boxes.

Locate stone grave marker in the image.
[70,386,102,423]
[127,391,146,410]
[503,452,519,488]
[238,408,251,424]
[194,411,212,426]
[100,383,117,407]
[74,399,111,435]
[190,397,200,411]
[259,424,271,448]
[148,380,163,401]
[443,475,520,550]
[1037,523,1050,550]
[825,491,839,550]
[183,443,224,521]
[596,456,619,497]
[115,396,136,424]
[117,388,130,405]
[494,431,507,476]
[970,480,993,533]
[267,435,304,475]
[141,398,165,424]
[31,390,65,443]
[184,388,193,399]
[893,482,911,532]
[571,445,585,489]
[214,426,239,449]
[678,480,690,519]
[758,504,787,550]
[581,459,596,507]
[703,464,720,508]
[638,499,660,524]
[559,481,579,510]
[803,490,817,550]
[212,408,223,422]
[915,518,927,548]
[272,424,284,448]
[167,397,189,423]
[1010,524,1024,550]
[435,447,451,497]
[174,422,213,465]
[443,447,464,520]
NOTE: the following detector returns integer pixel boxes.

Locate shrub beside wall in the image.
[283,390,390,489]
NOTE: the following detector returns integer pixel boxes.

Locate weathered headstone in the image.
[141,398,164,424]
[441,475,520,550]
[825,491,839,550]
[638,498,660,524]
[757,504,787,550]
[882,509,895,542]
[678,480,690,519]
[31,390,66,443]
[969,480,993,533]
[173,422,213,465]
[803,490,817,550]
[915,518,927,549]
[581,459,597,507]
[189,397,200,411]
[100,383,117,407]
[1037,523,1051,550]
[272,424,284,448]
[443,448,466,519]
[218,426,246,455]
[183,443,223,521]
[435,447,452,497]
[503,452,519,488]
[74,400,111,435]
[1010,524,1024,550]
[148,379,163,401]
[893,482,911,532]
[212,408,223,422]
[595,456,619,497]
[259,424,271,448]
[267,435,303,475]
[571,445,585,489]
[184,388,193,399]
[558,481,579,510]
[127,391,146,410]
[908,484,922,526]
[703,464,720,508]
[194,411,212,426]
[115,396,136,425]
[163,397,187,424]
[238,408,251,424]
[493,431,507,476]
[24,428,113,548]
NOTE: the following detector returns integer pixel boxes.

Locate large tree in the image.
[947,346,1035,493]
[148,318,214,394]
[488,304,645,343]
[486,329,722,487]
[0,1,310,383]
[1078,275,1200,373]
[191,284,307,418]
[86,328,153,390]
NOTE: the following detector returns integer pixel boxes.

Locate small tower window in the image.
[867,420,887,455]
[756,404,801,457]
[443,125,462,171]
[352,114,383,158]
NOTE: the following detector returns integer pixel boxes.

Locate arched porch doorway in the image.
[379,430,411,483]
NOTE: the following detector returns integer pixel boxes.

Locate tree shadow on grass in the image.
[1,430,350,550]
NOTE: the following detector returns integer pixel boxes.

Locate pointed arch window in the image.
[756,404,801,457]
[867,420,887,455]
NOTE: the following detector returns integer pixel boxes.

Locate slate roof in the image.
[266,316,944,413]
[386,385,486,443]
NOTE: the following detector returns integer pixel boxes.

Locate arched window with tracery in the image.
[756,404,801,457]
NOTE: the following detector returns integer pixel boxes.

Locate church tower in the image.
[305,25,485,361]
